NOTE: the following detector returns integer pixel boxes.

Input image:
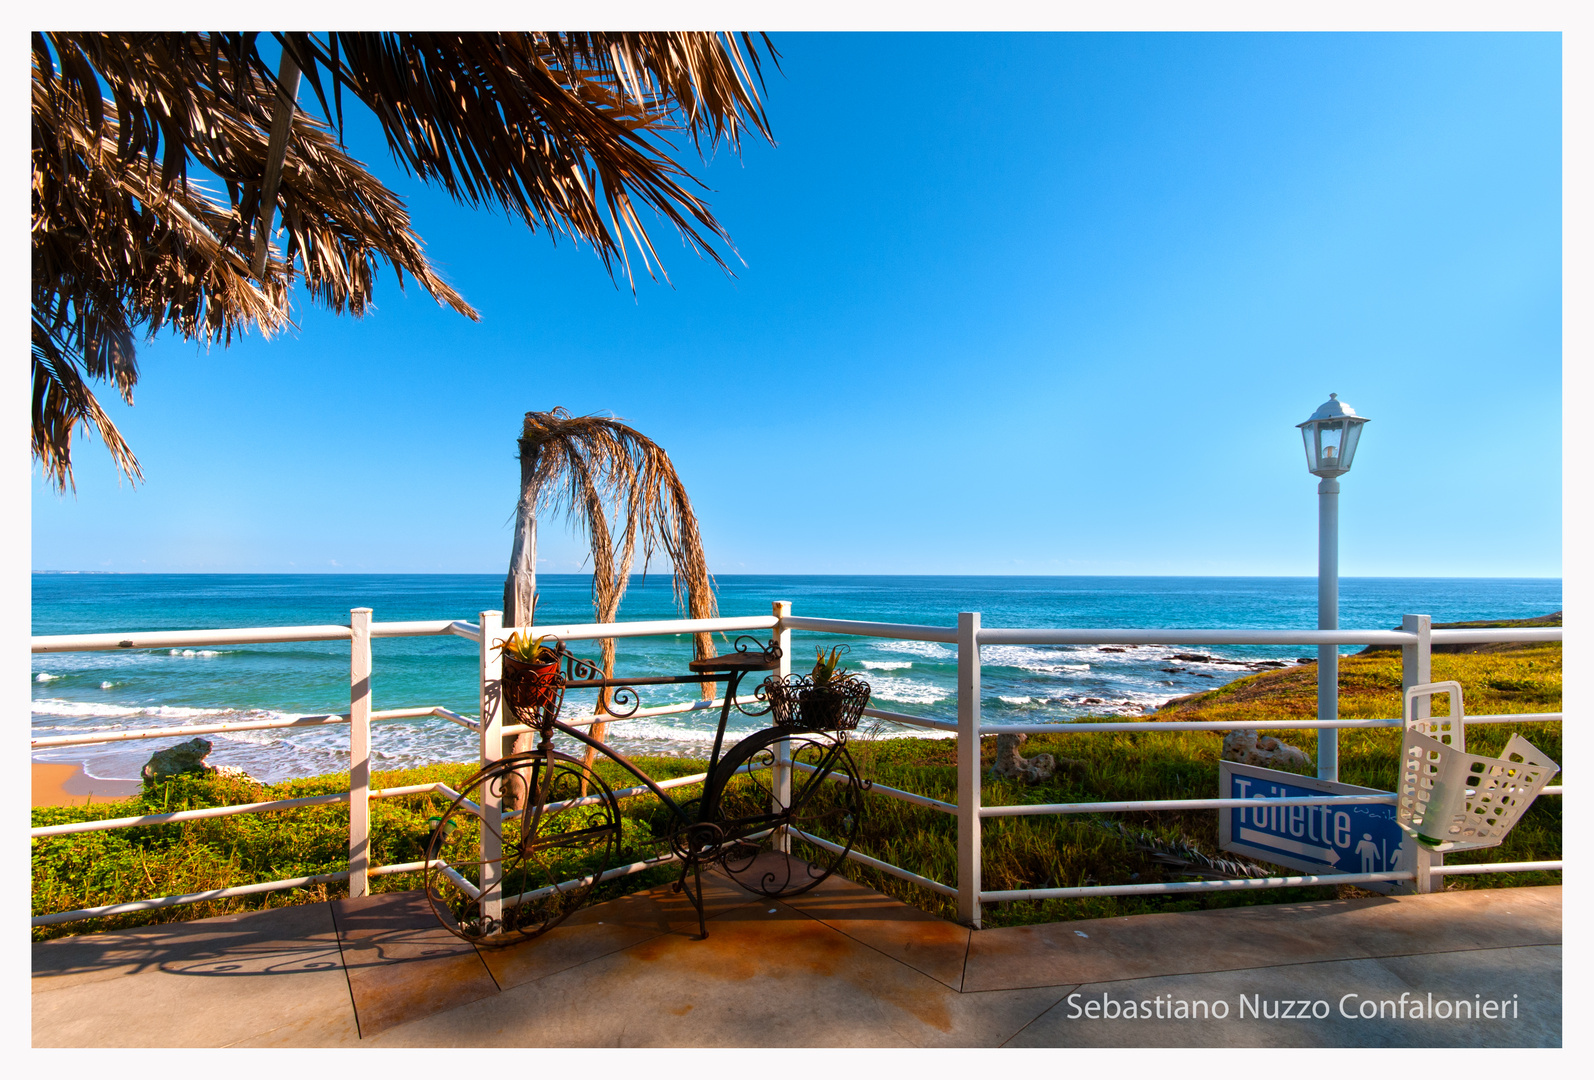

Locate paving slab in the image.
[365,898,1067,1047]
[478,872,761,991]
[329,889,500,1038]
[965,886,1562,993]
[778,872,971,989]
[1006,944,1561,1048]
[32,903,358,1047]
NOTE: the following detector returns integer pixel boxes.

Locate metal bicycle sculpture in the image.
[422,636,872,944]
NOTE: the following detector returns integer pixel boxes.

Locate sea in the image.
[31,574,1562,784]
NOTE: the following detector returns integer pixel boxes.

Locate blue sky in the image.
[30,32,1563,577]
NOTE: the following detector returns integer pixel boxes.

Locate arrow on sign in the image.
[1238,827,1337,864]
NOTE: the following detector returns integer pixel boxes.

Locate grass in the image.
[32,640,1560,941]
[835,639,1561,927]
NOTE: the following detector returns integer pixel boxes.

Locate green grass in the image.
[32,644,1561,940]
[832,641,1562,927]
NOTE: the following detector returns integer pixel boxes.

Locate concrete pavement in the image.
[32,875,1561,1047]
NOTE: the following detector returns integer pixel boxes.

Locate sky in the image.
[29,31,1564,578]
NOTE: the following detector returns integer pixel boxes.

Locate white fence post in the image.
[956,611,983,928]
[1401,613,1442,892]
[478,609,504,928]
[771,601,793,852]
[348,608,372,898]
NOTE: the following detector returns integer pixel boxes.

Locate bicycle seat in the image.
[688,649,779,673]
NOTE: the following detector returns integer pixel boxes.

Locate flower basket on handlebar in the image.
[500,641,567,731]
[762,673,872,732]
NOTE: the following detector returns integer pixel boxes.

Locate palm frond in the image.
[503,407,721,780]
[31,31,776,490]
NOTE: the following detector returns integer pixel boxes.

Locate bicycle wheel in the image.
[707,727,867,899]
[424,749,623,945]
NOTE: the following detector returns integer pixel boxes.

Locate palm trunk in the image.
[503,460,538,626]
[501,449,540,810]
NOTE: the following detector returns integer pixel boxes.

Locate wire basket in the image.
[501,646,568,731]
[1396,681,1559,852]
[761,674,872,732]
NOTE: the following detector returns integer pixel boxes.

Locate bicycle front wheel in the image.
[424,750,622,945]
[707,727,867,899]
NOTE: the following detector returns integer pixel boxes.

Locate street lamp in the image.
[1298,393,1370,782]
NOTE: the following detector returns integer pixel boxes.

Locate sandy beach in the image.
[32,763,142,807]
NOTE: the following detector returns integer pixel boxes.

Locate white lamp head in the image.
[1297,393,1369,478]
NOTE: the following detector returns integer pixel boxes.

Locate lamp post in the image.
[1298,393,1370,782]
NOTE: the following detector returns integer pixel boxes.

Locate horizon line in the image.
[30,571,1565,581]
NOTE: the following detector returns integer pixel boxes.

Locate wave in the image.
[998,695,1033,705]
[863,675,948,706]
[981,645,1095,676]
[33,698,210,719]
[860,660,912,671]
[29,698,309,726]
[35,672,57,682]
[169,649,223,658]
[875,640,953,660]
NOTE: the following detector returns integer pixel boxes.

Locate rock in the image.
[991,733,1056,783]
[990,733,1087,784]
[142,737,215,783]
[1221,729,1310,770]
[1171,653,1213,663]
[212,764,262,785]
[141,738,260,785]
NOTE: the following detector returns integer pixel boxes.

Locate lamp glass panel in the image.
[1339,421,1363,471]
[1316,420,1345,472]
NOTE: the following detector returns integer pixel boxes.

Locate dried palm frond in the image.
[503,408,719,782]
[31,31,777,490]
[1092,819,1275,880]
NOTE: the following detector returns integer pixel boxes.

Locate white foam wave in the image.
[864,676,948,706]
[982,645,1094,676]
[30,698,300,725]
[860,661,912,671]
[100,681,114,689]
[875,640,953,660]
[169,649,222,658]
[602,718,763,745]
[998,695,1033,705]
[35,672,57,682]
[32,698,157,718]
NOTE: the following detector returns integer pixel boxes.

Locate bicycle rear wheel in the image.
[707,728,867,899]
[424,749,622,945]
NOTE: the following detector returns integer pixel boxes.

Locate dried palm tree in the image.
[505,408,718,788]
[32,31,775,490]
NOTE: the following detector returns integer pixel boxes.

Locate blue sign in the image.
[1218,761,1410,893]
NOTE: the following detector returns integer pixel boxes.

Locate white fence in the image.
[30,605,1562,929]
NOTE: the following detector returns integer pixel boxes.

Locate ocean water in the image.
[31,574,1561,783]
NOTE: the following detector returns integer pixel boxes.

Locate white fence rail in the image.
[30,605,1562,929]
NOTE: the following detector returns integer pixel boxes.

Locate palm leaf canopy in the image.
[32,31,776,491]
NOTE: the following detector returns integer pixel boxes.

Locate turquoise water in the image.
[31,574,1561,782]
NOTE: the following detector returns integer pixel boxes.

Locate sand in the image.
[32,762,142,807]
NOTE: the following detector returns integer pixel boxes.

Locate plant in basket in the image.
[762,645,872,732]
